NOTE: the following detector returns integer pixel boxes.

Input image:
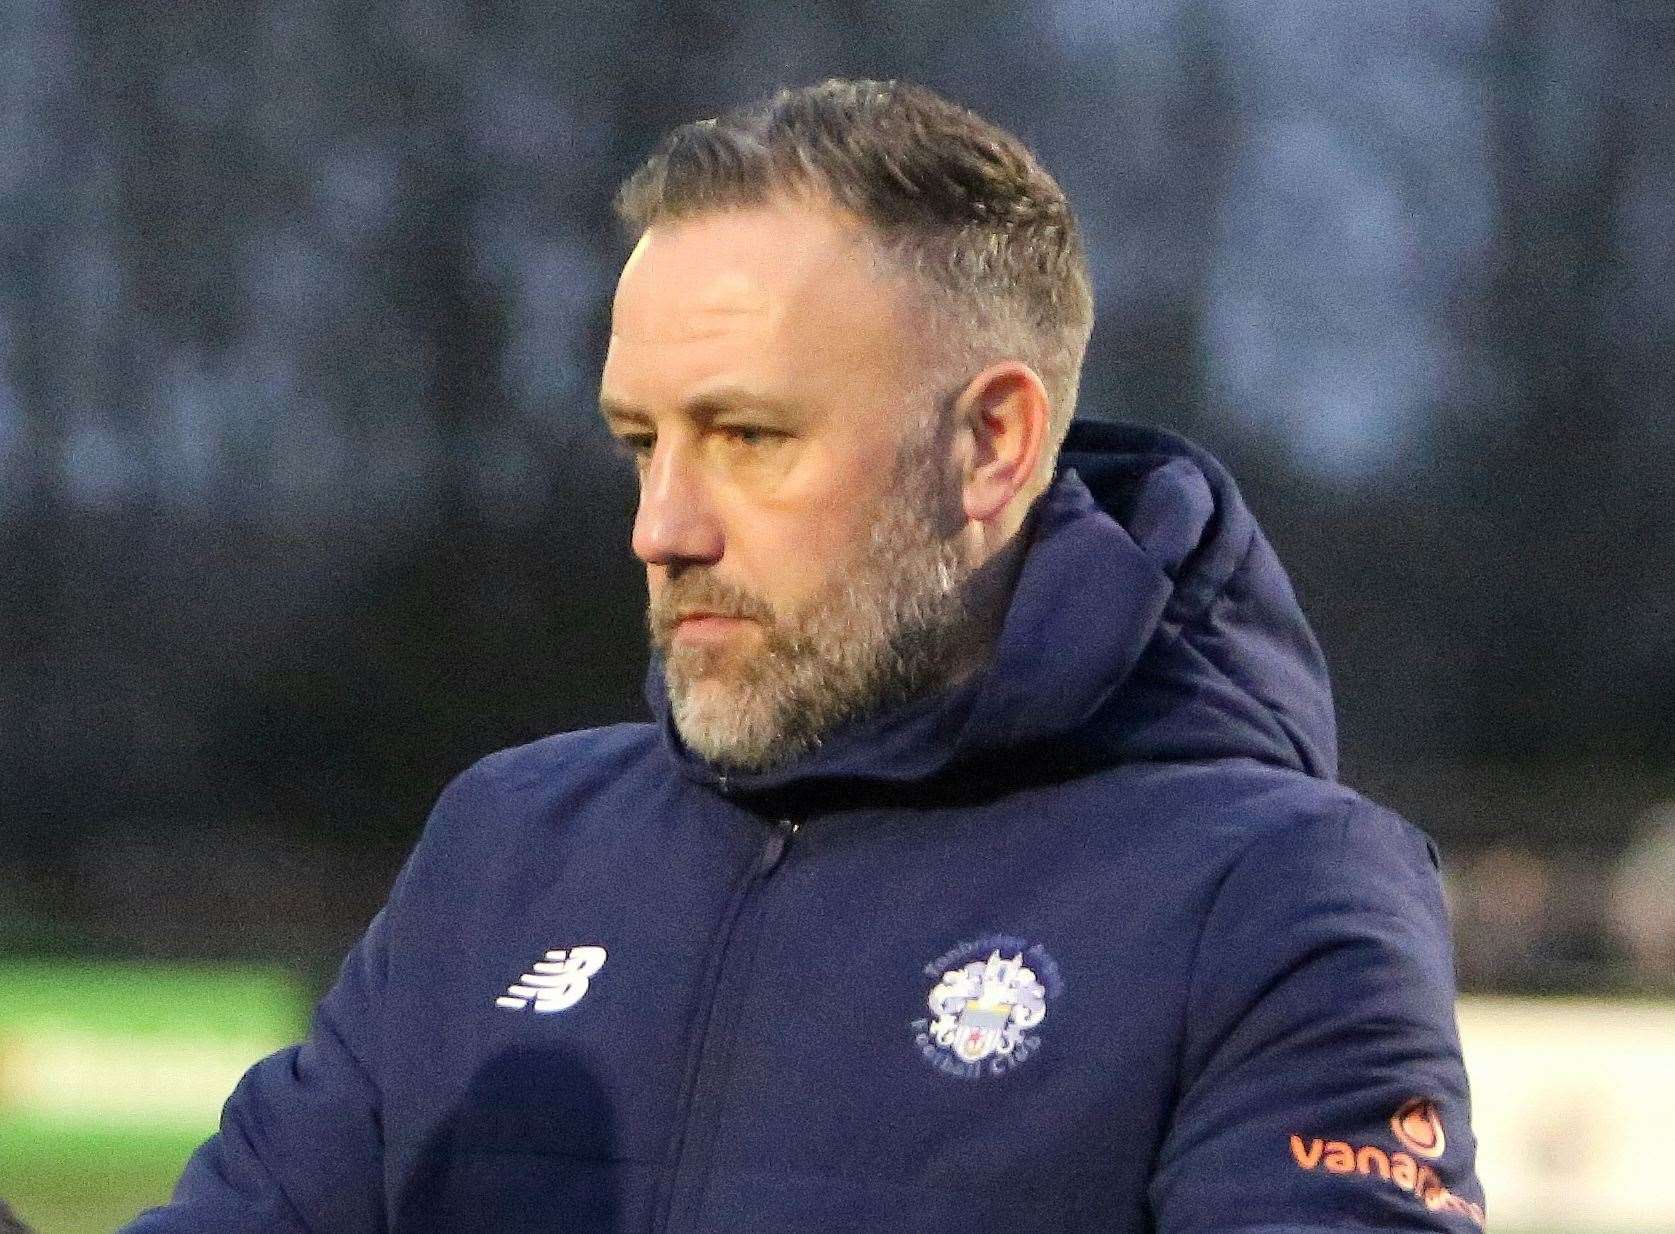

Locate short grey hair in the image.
[612,78,1095,471]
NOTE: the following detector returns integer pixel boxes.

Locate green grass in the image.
[1,1124,201,1233]
[0,958,308,1232]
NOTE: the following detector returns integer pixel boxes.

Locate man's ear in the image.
[955,361,1051,525]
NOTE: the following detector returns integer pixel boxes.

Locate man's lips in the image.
[672,611,756,639]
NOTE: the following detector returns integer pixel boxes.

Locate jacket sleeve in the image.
[1149,799,1486,1234]
[116,899,395,1234]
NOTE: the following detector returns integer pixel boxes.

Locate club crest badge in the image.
[909,934,1064,1080]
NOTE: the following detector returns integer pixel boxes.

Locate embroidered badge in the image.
[495,945,607,1013]
[910,934,1063,1080]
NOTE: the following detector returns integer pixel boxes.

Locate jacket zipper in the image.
[654,816,798,1234]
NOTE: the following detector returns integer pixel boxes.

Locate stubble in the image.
[648,418,979,773]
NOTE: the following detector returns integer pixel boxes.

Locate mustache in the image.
[647,571,778,646]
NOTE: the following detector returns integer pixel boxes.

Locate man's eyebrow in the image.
[597,395,648,426]
[598,387,800,426]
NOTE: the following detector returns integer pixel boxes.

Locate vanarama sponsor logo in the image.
[1288,1098,1483,1228]
[1391,1096,1446,1158]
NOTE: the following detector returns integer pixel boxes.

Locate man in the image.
[123,79,1484,1232]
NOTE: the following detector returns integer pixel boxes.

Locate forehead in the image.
[603,199,921,405]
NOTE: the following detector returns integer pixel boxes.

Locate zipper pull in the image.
[761,818,799,875]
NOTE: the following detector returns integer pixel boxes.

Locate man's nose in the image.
[631,439,724,567]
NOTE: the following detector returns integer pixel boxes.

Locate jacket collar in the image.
[643,420,1338,809]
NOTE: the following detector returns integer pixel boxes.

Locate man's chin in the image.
[664,643,752,693]
[671,699,793,772]
[667,669,749,729]
[672,673,736,708]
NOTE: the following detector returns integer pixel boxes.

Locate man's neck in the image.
[943,497,1040,688]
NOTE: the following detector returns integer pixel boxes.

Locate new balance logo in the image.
[495,945,607,1013]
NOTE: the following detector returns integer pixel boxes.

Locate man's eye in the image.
[718,426,780,447]
[613,434,654,463]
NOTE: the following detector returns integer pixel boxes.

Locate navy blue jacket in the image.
[123,421,1484,1233]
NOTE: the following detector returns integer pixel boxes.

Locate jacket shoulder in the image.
[393,723,662,889]
[1216,772,1442,900]
[468,721,662,795]
[1154,760,1438,878]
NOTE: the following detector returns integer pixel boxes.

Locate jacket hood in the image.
[644,419,1338,805]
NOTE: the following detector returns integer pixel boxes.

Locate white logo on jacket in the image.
[929,949,1047,1062]
[495,945,607,1013]
[911,935,1063,1080]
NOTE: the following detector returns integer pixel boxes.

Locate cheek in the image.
[717,429,907,608]
[730,508,870,610]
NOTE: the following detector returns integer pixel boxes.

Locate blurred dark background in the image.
[3,0,1672,998]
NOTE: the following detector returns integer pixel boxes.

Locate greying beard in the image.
[649,424,977,773]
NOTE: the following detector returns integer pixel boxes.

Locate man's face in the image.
[599,197,978,771]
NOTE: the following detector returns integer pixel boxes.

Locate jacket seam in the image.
[235,1109,327,1234]
[654,843,766,1231]
[315,998,383,1117]
[264,926,389,1234]
[1150,529,1323,774]
[714,1159,1103,1203]
[675,862,777,1228]
[1170,510,1258,627]
[1170,793,1359,1124]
